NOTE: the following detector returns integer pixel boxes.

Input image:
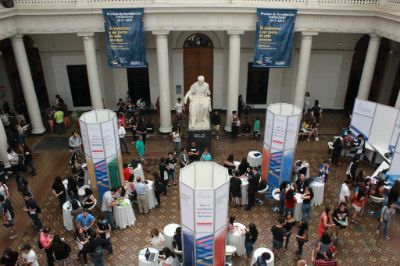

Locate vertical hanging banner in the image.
[103,8,146,67]
[253,9,297,67]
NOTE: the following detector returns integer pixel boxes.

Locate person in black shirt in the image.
[0,195,17,239]
[301,187,314,223]
[173,227,182,251]
[23,193,43,230]
[52,176,67,208]
[67,176,79,200]
[22,145,36,176]
[295,174,309,194]
[136,119,147,145]
[0,160,6,184]
[165,153,177,186]
[0,248,19,266]
[244,223,258,259]
[271,217,286,259]
[211,111,221,140]
[245,167,260,211]
[311,100,322,123]
[96,213,113,254]
[82,231,111,265]
[52,234,71,264]
[153,172,165,205]
[295,222,308,256]
[230,170,242,207]
[283,212,296,248]
[159,158,168,196]
[188,142,199,162]
[238,157,250,176]
[332,202,349,241]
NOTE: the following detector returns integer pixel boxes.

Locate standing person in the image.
[279,182,288,216]
[211,110,221,140]
[304,92,311,115]
[101,188,117,230]
[295,222,308,257]
[53,107,65,135]
[171,128,181,156]
[311,100,322,124]
[319,161,331,183]
[295,174,309,194]
[23,193,43,230]
[244,223,258,259]
[19,244,39,266]
[39,227,54,266]
[0,248,19,266]
[52,176,67,208]
[68,131,83,157]
[179,148,189,168]
[75,209,96,239]
[135,177,149,214]
[118,124,129,154]
[150,228,166,251]
[175,98,184,121]
[339,178,352,203]
[52,234,71,265]
[238,95,245,117]
[332,202,349,242]
[223,154,236,176]
[200,148,212,161]
[284,189,296,215]
[245,167,260,211]
[231,111,240,139]
[96,213,113,255]
[317,207,335,238]
[331,136,343,167]
[238,157,250,176]
[252,117,261,142]
[307,112,319,142]
[283,212,296,248]
[159,158,168,195]
[173,227,183,251]
[271,217,286,260]
[230,170,242,207]
[82,231,111,266]
[301,187,314,223]
[351,184,366,224]
[153,172,165,206]
[376,201,396,239]
[0,180,9,199]
[346,159,358,184]
[135,135,145,162]
[46,106,55,134]
[166,152,177,186]
[0,195,18,239]
[136,119,148,145]
[187,142,200,162]
[22,145,36,176]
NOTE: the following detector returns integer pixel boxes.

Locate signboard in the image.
[103,8,146,67]
[195,189,214,233]
[253,9,297,67]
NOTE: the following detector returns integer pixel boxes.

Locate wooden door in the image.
[183,48,213,101]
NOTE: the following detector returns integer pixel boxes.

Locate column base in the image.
[31,126,46,135]
[187,130,212,154]
[159,126,172,134]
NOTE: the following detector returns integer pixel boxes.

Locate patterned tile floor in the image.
[1,111,399,266]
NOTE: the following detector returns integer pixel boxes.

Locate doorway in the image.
[127,65,151,105]
[67,65,92,107]
[183,33,213,102]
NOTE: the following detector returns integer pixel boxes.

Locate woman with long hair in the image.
[244,223,258,259]
[284,189,296,215]
[351,184,366,224]
[159,247,176,266]
[317,207,335,238]
[224,154,236,176]
[52,176,67,208]
[295,222,308,256]
[150,228,165,251]
[52,234,71,265]
[82,188,96,209]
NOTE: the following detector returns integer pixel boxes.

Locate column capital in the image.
[77,32,95,39]
[369,34,381,41]
[301,31,319,37]
[11,34,24,41]
[152,30,170,36]
[227,30,244,36]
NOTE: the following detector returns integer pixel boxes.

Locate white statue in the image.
[184,76,212,130]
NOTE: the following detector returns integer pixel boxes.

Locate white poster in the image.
[80,122,91,158]
[195,189,214,233]
[285,116,299,150]
[388,151,400,175]
[114,116,120,151]
[264,110,273,146]
[101,120,118,158]
[389,113,400,151]
[87,124,105,159]
[271,115,287,150]
[353,99,376,118]
[214,183,229,231]
[180,183,194,231]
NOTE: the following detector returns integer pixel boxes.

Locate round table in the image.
[311,181,325,206]
[227,223,246,256]
[113,199,136,229]
[146,181,158,209]
[247,151,262,167]
[272,188,280,201]
[138,247,159,266]
[293,193,303,221]
[62,200,81,231]
[241,178,249,206]
[250,248,274,266]
[163,223,180,250]
[132,164,145,184]
[78,184,91,197]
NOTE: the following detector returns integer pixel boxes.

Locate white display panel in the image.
[350,113,373,138]
[353,99,376,118]
[180,182,194,231]
[389,113,400,151]
[87,124,105,159]
[101,120,117,158]
[264,110,273,146]
[388,151,400,174]
[195,162,213,189]
[214,182,229,231]
[195,189,214,233]
[285,115,300,150]
[368,104,398,150]
[80,122,91,157]
[271,115,287,150]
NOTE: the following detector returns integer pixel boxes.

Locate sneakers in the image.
[315,137,319,141]
[385,236,390,240]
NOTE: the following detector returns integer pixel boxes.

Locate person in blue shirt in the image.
[75,208,95,239]
[200,148,212,161]
[256,252,271,266]
[252,117,261,142]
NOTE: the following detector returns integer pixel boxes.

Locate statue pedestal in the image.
[187,129,212,155]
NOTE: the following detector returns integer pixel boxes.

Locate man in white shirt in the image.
[339,178,352,203]
[68,131,83,157]
[20,243,39,266]
[175,98,184,120]
[101,188,117,230]
[118,124,129,154]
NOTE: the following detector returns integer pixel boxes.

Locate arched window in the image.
[183,33,213,48]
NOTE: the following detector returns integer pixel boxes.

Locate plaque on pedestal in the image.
[187,130,212,155]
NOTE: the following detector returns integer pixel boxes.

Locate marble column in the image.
[225,31,243,132]
[153,31,172,133]
[0,118,8,165]
[78,32,104,109]
[293,32,318,109]
[395,89,400,109]
[357,34,381,100]
[11,35,46,134]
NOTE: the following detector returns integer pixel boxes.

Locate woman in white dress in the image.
[150,228,166,251]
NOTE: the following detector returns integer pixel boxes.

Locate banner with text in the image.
[103,8,146,68]
[253,9,297,67]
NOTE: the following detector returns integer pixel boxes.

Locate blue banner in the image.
[254,9,297,67]
[103,8,146,68]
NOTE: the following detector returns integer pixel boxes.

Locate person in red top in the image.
[123,163,131,181]
[311,248,338,266]
[351,184,366,224]
[284,189,296,215]
[317,207,335,238]
[39,227,54,266]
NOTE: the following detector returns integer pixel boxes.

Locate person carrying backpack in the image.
[376,201,397,240]
[52,234,71,265]
[82,231,111,266]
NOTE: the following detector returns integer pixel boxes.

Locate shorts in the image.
[213,125,220,131]
[273,240,283,249]
[352,204,362,213]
